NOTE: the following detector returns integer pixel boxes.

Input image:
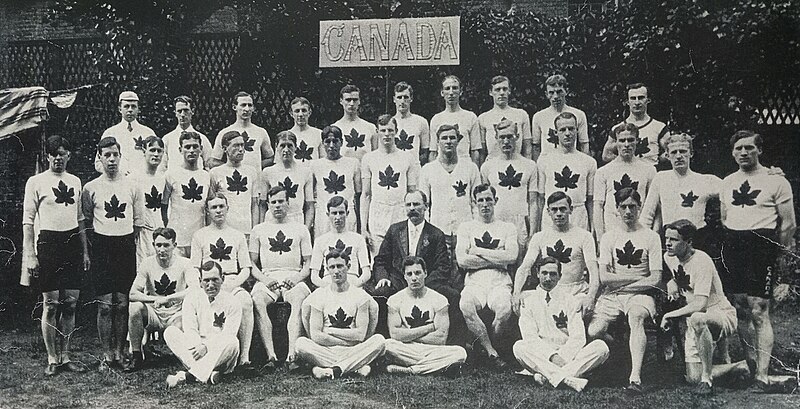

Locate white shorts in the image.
[684,305,738,363]
[252,271,311,302]
[462,269,512,309]
[593,292,656,324]
[145,304,181,331]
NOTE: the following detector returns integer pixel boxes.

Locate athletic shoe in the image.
[208,371,221,385]
[563,377,588,392]
[355,364,372,377]
[532,373,548,386]
[487,355,509,372]
[624,381,643,395]
[694,382,713,396]
[235,362,258,378]
[61,361,88,373]
[311,366,340,380]
[441,363,463,379]
[45,363,59,376]
[385,365,413,375]
[123,354,145,373]
[166,371,187,388]
[98,359,120,372]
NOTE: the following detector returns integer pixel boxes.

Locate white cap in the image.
[118,91,139,102]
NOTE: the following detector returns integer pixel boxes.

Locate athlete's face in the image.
[490,80,510,107]
[340,91,360,115]
[555,117,578,150]
[47,146,70,174]
[207,197,228,224]
[291,102,311,127]
[667,141,692,172]
[323,134,343,159]
[627,87,649,115]
[474,189,497,220]
[405,191,427,225]
[394,89,412,114]
[615,131,637,160]
[144,143,164,167]
[404,263,427,290]
[732,136,761,170]
[225,136,245,163]
[153,235,176,262]
[119,100,139,123]
[438,129,460,155]
[378,121,397,148]
[175,101,193,128]
[327,203,348,230]
[496,126,517,154]
[537,263,561,292]
[617,196,641,227]
[99,145,121,176]
[664,228,690,258]
[268,190,289,220]
[547,198,573,228]
[234,96,254,121]
[441,78,461,105]
[546,85,566,108]
[200,268,223,299]
[326,256,350,285]
[277,138,296,163]
[179,138,202,165]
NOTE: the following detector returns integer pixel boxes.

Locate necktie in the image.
[127,122,133,132]
[545,291,551,304]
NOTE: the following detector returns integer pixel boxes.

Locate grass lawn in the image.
[0,302,798,409]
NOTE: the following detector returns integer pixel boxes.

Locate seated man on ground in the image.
[296,249,385,380]
[164,261,241,386]
[385,256,467,376]
[514,257,609,392]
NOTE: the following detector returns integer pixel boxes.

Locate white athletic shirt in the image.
[613,118,669,166]
[130,171,166,230]
[210,163,261,232]
[640,170,721,229]
[480,156,538,218]
[478,107,532,158]
[190,225,251,281]
[211,123,271,171]
[306,285,373,331]
[311,157,360,209]
[132,255,197,317]
[594,157,655,229]
[598,227,662,288]
[310,231,371,279]
[531,105,589,158]
[664,250,733,310]
[163,167,210,247]
[419,160,481,235]
[182,287,242,339]
[721,167,794,231]
[362,150,420,205]
[96,120,156,175]
[429,109,481,158]
[160,125,212,172]
[387,288,448,331]
[537,150,597,206]
[23,170,83,231]
[519,286,585,361]
[456,219,518,272]
[332,117,376,162]
[83,175,144,236]
[287,125,323,163]
[250,221,312,273]
[523,226,597,284]
[393,113,430,157]
[261,163,314,218]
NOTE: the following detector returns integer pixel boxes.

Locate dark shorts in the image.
[720,228,778,299]
[91,232,136,296]
[37,229,83,292]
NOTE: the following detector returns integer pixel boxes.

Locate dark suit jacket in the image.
[369,220,453,296]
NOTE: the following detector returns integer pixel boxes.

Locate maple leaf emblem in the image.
[154,273,177,296]
[395,130,414,151]
[680,191,699,207]
[104,194,127,221]
[145,185,162,210]
[498,164,523,189]
[226,169,248,195]
[241,131,255,152]
[268,230,293,254]
[133,136,146,152]
[613,173,639,194]
[295,140,313,161]
[345,128,365,150]
[405,305,431,328]
[327,239,353,260]
[209,237,232,261]
[378,165,400,189]
[328,307,354,329]
[181,177,204,203]
[615,240,644,268]
[452,180,468,197]
[474,231,500,249]
[213,311,226,328]
[546,239,573,264]
[278,176,299,199]
[731,180,761,208]
[673,264,693,293]
[52,180,75,206]
[546,128,559,148]
[635,137,650,157]
[553,310,569,330]
[554,165,580,191]
[323,170,346,194]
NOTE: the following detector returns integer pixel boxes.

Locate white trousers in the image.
[164,326,239,383]
[384,339,467,374]
[295,334,385,375]
[513,339,609,387]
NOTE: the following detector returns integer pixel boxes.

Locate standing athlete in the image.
[478,75,532,160]
[530,74,590,161]
[208,91,274,170]
[429,75,482,166]
[392,81,430,165]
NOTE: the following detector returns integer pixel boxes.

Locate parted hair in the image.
[97,136,120,154]
[664,219,697,244]
[614,187,642,207]
[321,125,343,142]
[46,135,71,156]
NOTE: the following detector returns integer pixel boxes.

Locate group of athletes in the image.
[22,73,796,395]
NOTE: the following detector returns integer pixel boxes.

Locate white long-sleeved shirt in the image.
[519,286,586,361]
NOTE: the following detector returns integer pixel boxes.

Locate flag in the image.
[0,87,49,141]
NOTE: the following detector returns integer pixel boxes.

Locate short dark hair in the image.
[403,256,427,272]
[174,95,193,107]
[276,130,297,145]
[97,136,120,154]
[612,123,639,140]
[394,81,413,98]
[325,247,350,264]
[340,85,359,96]
[232,91,252,105]
[376,114,397,129]
[327,195,349,212]
[144,135,164,149]
[490,75,510,88]
[179,130,202,147]
[537,256,562,275]
[436,124,459,138]
[664,219,697,244]
[494,118,517,136]
[547,191,573,208]
[554,112,578,129]
[152,227,177,242]
[46,135,71,156]
[200,260,222,278]
[221,130,242,148]
[266,185,288,202]
[472,183,497,200]
[290,96,311,108]
[729,130,763,150]
[627,82,648,92]
[321,125,343,142]
[614,187,641,207]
